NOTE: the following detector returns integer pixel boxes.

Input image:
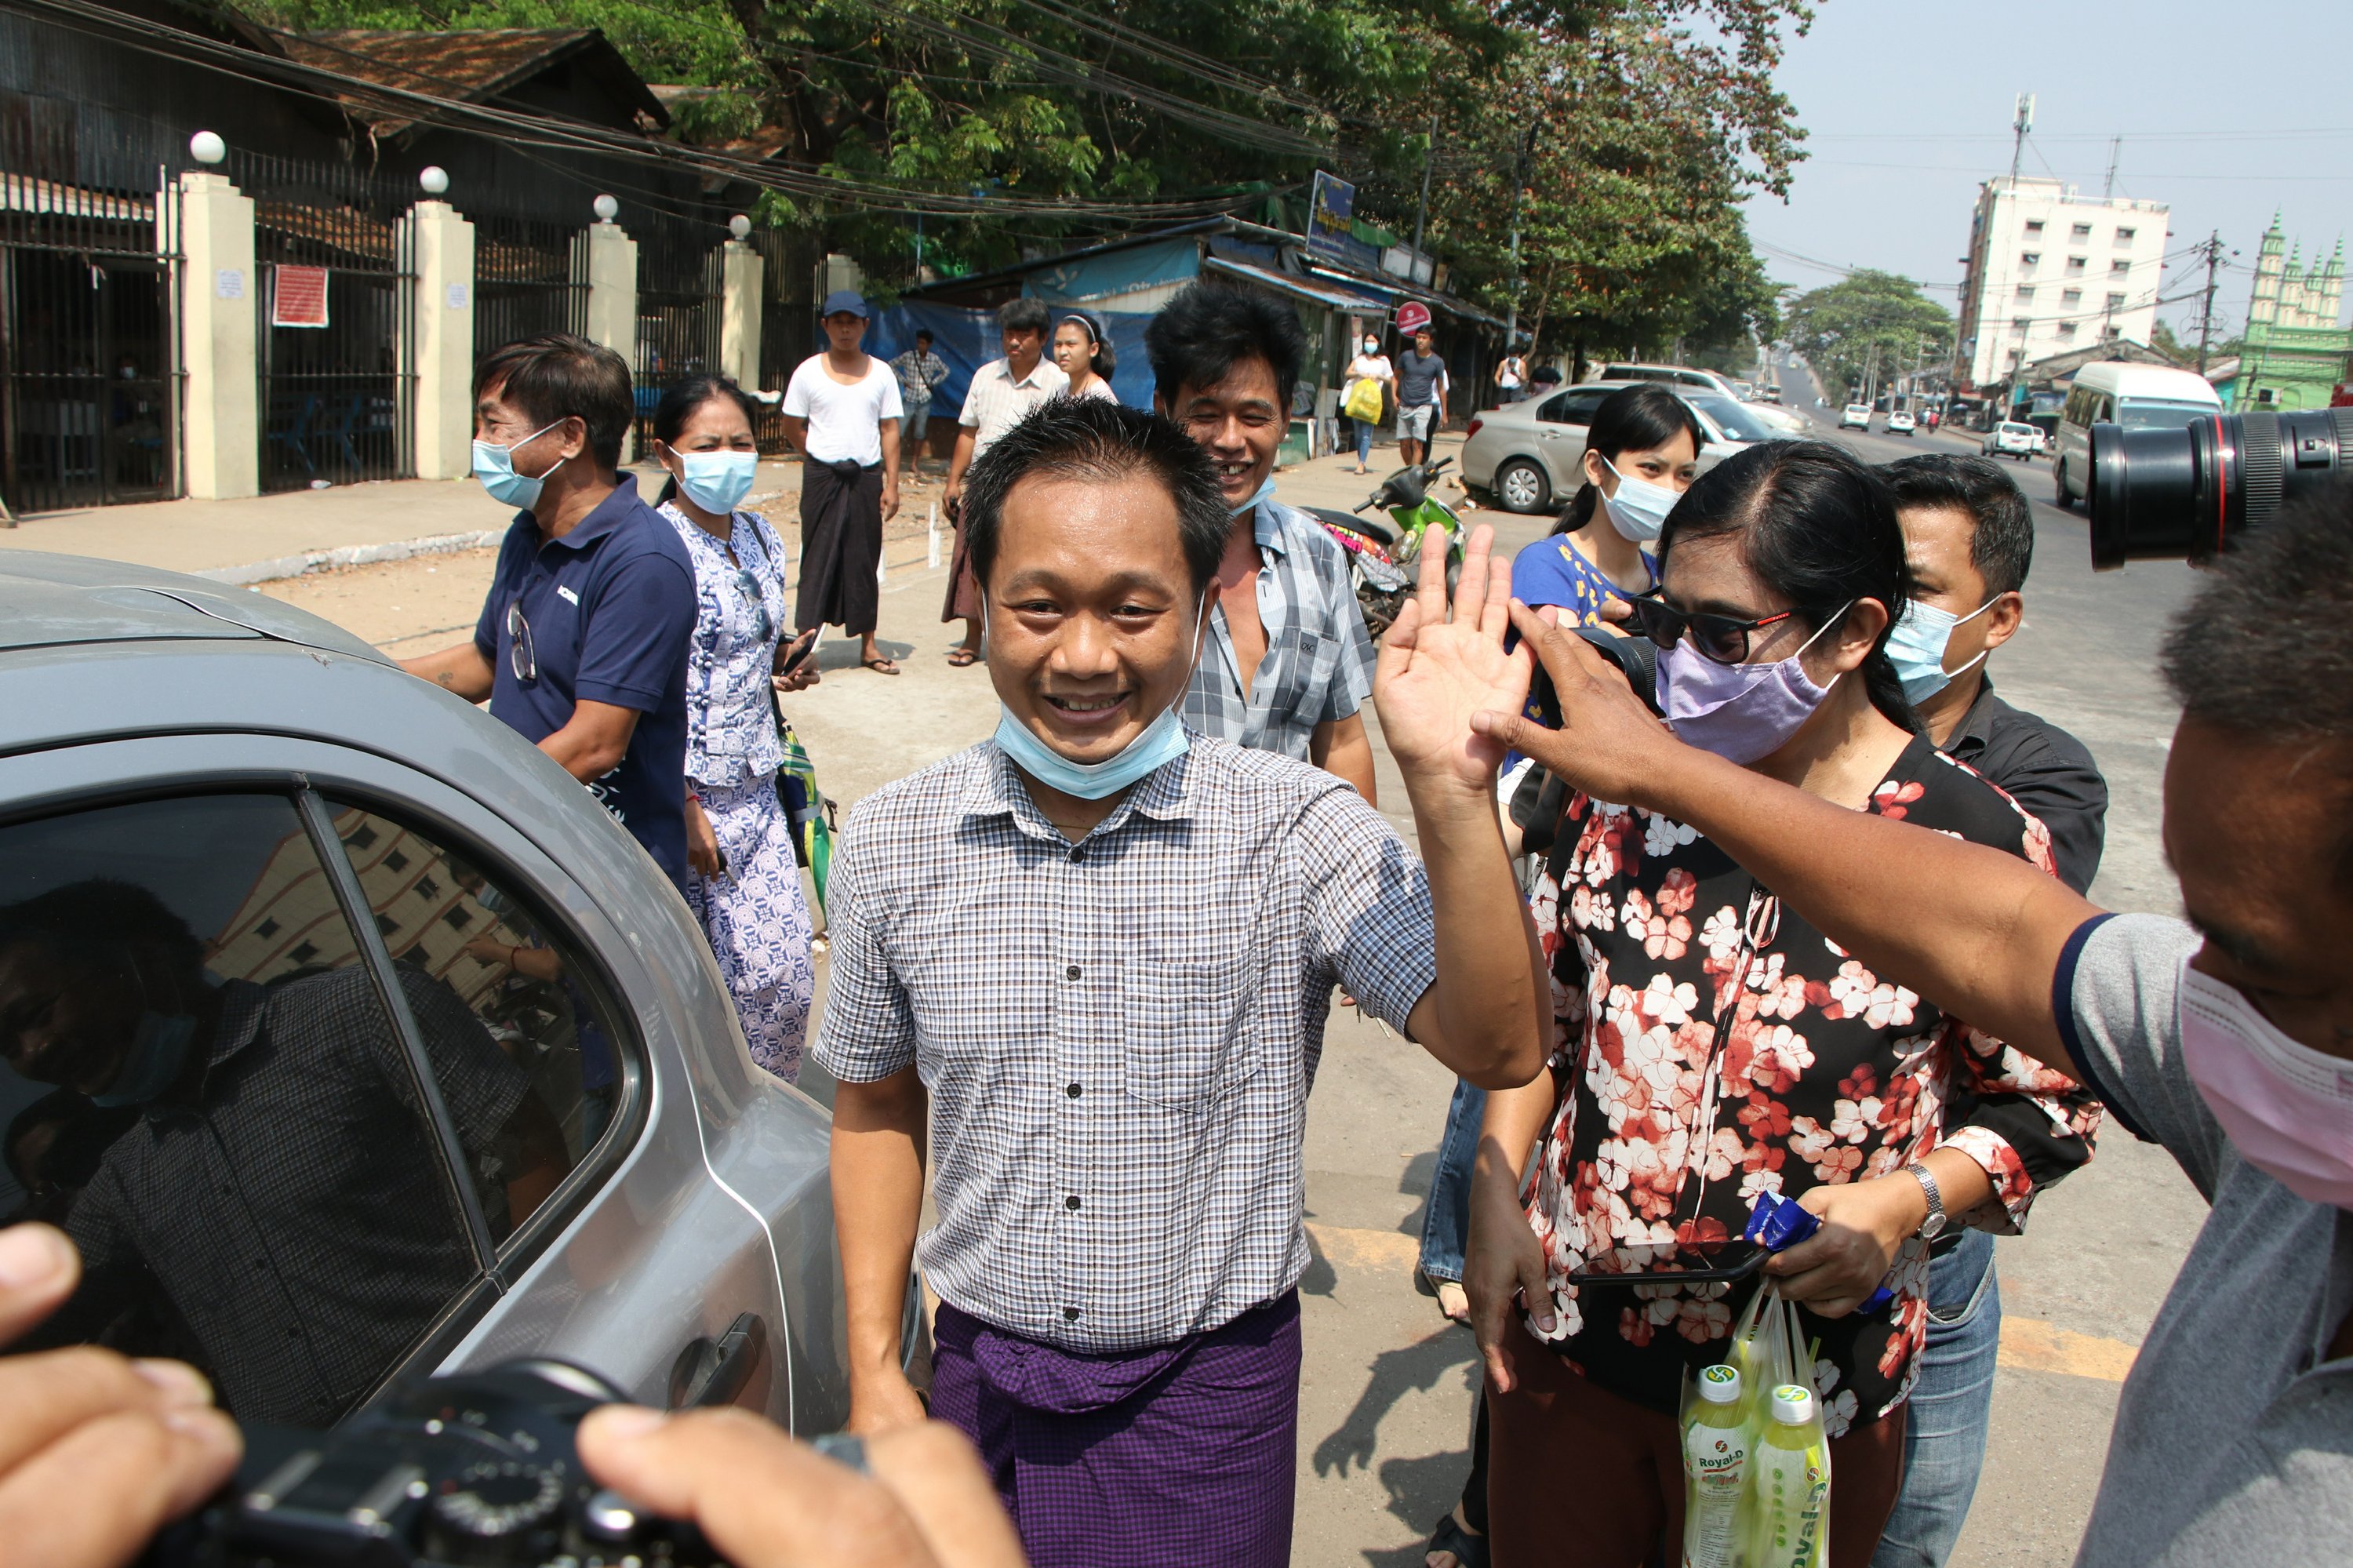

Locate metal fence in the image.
[474,214,587,359]
[0,115,180,515]
[235,150,416,493]
[632,218,723,451]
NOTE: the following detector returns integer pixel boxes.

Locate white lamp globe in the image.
[189,130,226,166]
[418,166,449,195]
[729,213,752,240]
[592,194,619,224]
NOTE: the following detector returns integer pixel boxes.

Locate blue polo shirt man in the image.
[402,333,696,886]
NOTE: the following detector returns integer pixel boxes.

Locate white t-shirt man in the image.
[783,355,904,466]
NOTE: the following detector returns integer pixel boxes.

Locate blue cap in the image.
[821,289,869,319]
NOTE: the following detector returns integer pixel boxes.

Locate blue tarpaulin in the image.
[816,300,1160,412]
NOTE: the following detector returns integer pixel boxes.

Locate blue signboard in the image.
[1307,170,1383,271]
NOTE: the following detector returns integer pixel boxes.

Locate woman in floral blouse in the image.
[1464,442,2100,1566]
[649,377,820,1081]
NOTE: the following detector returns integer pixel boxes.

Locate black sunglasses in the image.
[1624,591,1797,667]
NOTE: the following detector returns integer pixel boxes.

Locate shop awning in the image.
[1203,255,1388,315]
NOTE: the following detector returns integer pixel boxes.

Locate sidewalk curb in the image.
[194,529,509,588]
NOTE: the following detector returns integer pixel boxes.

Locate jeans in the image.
[1354,416,1374,464]
[1871,1227,2002,1568]
[1418,1079,1486,1282]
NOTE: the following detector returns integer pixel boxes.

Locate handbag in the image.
[771,703,837,913]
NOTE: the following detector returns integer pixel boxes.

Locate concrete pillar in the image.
[579,220,638,460]
[173,171,259,500]
[402,200,475,480]
[719,239,764,391]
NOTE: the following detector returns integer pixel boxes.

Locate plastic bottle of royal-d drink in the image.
[1751,1384,1830,1568]
[1680,1363,1750,1568]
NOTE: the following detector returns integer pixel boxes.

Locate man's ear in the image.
[1980,590,2026,653]
[555,415,590,460]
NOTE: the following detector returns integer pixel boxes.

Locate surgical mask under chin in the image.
[987,598,1207,800]
[1597,456,1680,544]
[2179,959,2353,1210]
[1658,607,1849,766]
[674,449,758,516]
[1231,475,1277,515]
[1886,597,1996,704]
[472,421,569,511]
[91,1011,198,1108]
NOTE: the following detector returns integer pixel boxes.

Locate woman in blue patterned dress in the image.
[649,376,819,1082]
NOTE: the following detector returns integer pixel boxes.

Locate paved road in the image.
[252,402,2203,1566]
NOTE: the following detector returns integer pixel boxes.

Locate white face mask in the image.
[1598,455,1682,544]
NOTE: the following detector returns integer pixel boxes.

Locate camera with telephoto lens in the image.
[2089,406,2353,569]
[144,1360,723,1568]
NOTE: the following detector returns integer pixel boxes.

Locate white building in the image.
[1955,176,2169,391]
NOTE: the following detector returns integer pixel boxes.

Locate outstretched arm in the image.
[1374,526,1547,1090]
[1473,611,2101,1071]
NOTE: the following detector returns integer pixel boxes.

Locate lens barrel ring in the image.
[2238,410,2284,530]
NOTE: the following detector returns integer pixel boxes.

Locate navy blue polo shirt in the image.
[473,478,696,884]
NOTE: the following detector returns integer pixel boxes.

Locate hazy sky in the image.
[1742,1,2353,335]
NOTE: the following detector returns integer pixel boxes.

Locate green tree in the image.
[1782,270,1951,398]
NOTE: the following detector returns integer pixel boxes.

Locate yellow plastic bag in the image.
[1344,376,1385,423]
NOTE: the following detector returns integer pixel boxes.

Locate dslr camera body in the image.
[148,1362,722,1568]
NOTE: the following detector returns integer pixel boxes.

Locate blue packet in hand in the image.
[1744,1193,1895,1314]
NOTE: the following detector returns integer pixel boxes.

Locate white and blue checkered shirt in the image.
[812,737,1438,1352]
[1181,499,1378,761]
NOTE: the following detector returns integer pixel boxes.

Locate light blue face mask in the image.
[472,420,569,512]
[988,596,1209,800]
[90,1010,198,1108]
[675,449,758,516]
[1231,475,1277,515]
[1598,455,1681,544]
[1886,596,1997,704]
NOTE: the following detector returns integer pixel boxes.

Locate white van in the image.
[2051,362,2223,509]
[1589,362,1743,398]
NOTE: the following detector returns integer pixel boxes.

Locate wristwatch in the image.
[1904,1161,1948,1242]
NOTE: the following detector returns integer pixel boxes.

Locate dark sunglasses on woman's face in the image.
[1623,591,1796,666]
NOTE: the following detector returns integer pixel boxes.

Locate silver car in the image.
[1462,384,1774,514]
[0,551,890,1434]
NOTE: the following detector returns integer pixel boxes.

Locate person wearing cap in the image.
[1052,310,1118,403]
[784,290,904,675]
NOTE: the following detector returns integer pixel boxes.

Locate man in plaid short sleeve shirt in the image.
[814,397,1547,1567]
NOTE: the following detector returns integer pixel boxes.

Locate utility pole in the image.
[2103,135,2121,198]
[1410,112,1436,258]
[1502,124,1536,351]
[2009,92,2035,184]
[2195,229,2225,373]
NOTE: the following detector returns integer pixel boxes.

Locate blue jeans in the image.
[1418,1079,1486,1282]
[1354,417,1374,464]
[1871,1227,2002,1568]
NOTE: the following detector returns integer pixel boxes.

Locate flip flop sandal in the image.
[864,657,901,675]
[1426,1512,1490,1568]
[945,648,980,667]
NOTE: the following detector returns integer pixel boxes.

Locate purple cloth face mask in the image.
[1657,606,1849,766]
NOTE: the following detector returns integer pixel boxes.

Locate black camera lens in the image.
[2090,406,2353,569]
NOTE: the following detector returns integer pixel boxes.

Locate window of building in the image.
[2066,256,2087,275]
[2024,220,2045,235]
[2063,289,2083,307]
[2071,222,2093,239]
[2011,316,2031,329]
[2020,252,2040,267]
[0,794,490,1426]
[2057,322,2078,339]
[2015,286,2035,303]
[2107,293,2127,311]
[2111,260,2129,276]
[2115,227,2137,244]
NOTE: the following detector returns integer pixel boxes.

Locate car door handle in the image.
[667,1312,769,1410]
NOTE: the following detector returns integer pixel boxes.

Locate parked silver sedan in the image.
[0,551,890,1434]
[1461,384,1777,514]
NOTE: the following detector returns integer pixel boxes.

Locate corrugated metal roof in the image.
[1203,256,1388,314]
[280,28,670,139]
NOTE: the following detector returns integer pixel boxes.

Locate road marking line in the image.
[1304,1224,2141,1382]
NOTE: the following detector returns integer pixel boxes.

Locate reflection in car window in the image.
[0,794,505,1424]
[322,803,623,1229]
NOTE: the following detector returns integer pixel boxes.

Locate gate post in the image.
[719,238,764,392]
[176,171,259,500]
[579,220,638,460]
[405,200,475,480]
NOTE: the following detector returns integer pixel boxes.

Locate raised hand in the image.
[1372,523,1533,798]
[1471,602,1681,810]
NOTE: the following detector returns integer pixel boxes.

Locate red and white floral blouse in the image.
[1520,735,2102,1434]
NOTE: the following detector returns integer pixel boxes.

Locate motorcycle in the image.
[1304,457,1468,641]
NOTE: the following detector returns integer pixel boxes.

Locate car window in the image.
[0,793,491,1425]
[319,802,627,1239]
[1539,390,1608,424]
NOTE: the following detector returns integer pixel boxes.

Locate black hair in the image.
[1551,384,1709,537]
[2162,481,2353,755]
[648,375,761,505]
[1144,282,1305,414]
[0,879,204,970]
[960,396,1227,595]
[998,297,1052,337]
[1056,310,1117,380]
[915,329,933,343]
[1660,440,1918,729]
[473,332,635,472]
[1883,453,2035,596]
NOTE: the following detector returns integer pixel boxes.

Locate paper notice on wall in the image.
[215,269,244,300]
[446,283,469,310]
[271,265,330,328]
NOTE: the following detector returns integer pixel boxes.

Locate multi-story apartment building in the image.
[1955,175,2169,391]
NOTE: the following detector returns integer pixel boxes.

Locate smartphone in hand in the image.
[776,628,818,678]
